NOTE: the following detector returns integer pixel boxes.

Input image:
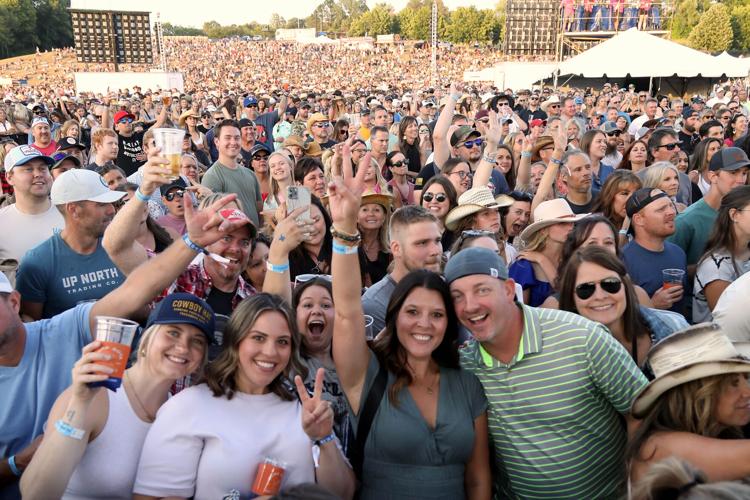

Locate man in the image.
[156,178,188,237]
[368,106,398,151]
[357,107,372,140]
[739,87,750,114]
[518,93,547,124]
[249,143,271,175]
[297,100,311,122]
[369,125,390,173]
[494,94,527,134]
[540,95,561,117]
[16,169,126,320]
[362,205,442,334]
[448,126,509,196]
[669,147,750,277]
[240,94,286,151]
[87,128,119,171]
[622,188,687,313]
[601,121,623,167]
[307,113,336,150]
[49,152,81,180]
[56,136,86,164]
[108,107,165,177]
[645,128,692,205]
[28,117,57,156]
[561,150,595,214]
[561,96,577,121]
[446,247,647,499]
[201,119,262,226]
[678,109,700,155]
[0,194,238,497]
[698,119,724,140]
[0,146,63,264]
[238,118,257,167]
[416,100,434,125]
[706,86,730,108]
[627,98,659,136]
[96,164,126,190]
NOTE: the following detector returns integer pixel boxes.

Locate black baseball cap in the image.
[57,137,86,151]
[626,188,669,218]
[238,118,254,129]
[450,126,481,147]
[708,147,750,172]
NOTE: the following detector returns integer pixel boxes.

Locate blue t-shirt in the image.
[508,258,553,307]
[595,163,615,192]
[622,240,688,315]
[16,233,124,319]
[0,304,91,457]
[254,111,280,151]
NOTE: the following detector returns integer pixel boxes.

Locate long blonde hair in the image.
[269,151,295,204]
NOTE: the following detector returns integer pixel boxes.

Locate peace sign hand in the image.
[294,368,334,442]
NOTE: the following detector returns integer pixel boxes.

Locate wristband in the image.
[314,433,337,446]
[266,261,290,273]
[550,158,562,165]
[521,151,532,158]
[55,419,85,440]
[618,229,629,235]
[482,155,497,164]
[7,455,21,476]
[181,233,205,254]
[134,188,150,203]
[332,241,359,255]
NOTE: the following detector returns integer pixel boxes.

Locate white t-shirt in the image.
[0,203,64,262]
[134,384,315,500]
[693,249,750,323]
[713,271,750,343]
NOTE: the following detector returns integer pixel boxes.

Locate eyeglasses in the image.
[422,192,447,203]
[351,148,367,154]
[313,122,330,128]
[33,110,45,115]
[462,138,484,149]
[117,118,133,124]
[656,142,681,151]
[164,190,186,201]
[449,170,472,180]
[606,130,622,137]
[574,277,622,300]
[390,160,409,168]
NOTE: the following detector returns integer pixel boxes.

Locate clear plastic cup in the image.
[90,316,139,391]
[152,128,184,180]
[662,268,685,289]
[364,314,374,340]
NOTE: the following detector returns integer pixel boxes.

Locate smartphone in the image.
[286,186,311,221]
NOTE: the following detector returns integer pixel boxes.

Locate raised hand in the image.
[295,368,334,442]
[485,109,503,146]
[184,192,243,249]
[139,147,172,196]
[553,122,568,153]
[70,341,112,403]
[271,206,316,256]
[327,151,368,233]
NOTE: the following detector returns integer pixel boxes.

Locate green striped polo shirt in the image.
[459,304,648,500]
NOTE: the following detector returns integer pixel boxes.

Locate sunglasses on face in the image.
[422,192,447,203]
[391,159,409,168]
[463,138,484,149]
[549,104,560,108]
[606,130,622,137]
[117,118,133,124]
[574,277,622,300]
[165,190,185,201]
[721,115,731,120]
[313,122,330,128]
[478,118,490,124]
[351,148,367,154]
[657,142,681,151]
[253,154,269,161]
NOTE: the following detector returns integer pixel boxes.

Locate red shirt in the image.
[31,140,58,156]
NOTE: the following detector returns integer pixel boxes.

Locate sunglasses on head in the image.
[463,138,484,149]
[574,277,622,300]
[390,159,409,168]
[422,192,447,203]
[165,190,185,201]
[294,274,333,287]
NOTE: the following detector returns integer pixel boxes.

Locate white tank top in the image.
[63,385,152,500]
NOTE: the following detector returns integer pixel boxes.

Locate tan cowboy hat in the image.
[519,198,588,243]
[631,323,750,418]
[361,190,393,211]
[540,95,561,112]
[178,110,200,127]
[445,186,514,231]
[282,136,322,158]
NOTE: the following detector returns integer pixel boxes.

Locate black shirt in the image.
[565,197,594,215]
[415,162,439,190]
[518,108,547,125]
[678,130,699,156]
[117,130,147,176]
[358,248,390,288]
[206,287,235,317]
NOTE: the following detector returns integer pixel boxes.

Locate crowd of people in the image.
[2,47,750,499]
[561,0,669,32]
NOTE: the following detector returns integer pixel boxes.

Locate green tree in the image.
[731,5,750,52]
[444,6,499,44]
[671,0,709,40]
[398,5,432,40]
[348,3,397,36]
[34,0,72,52]
[162,23,204,36]
[688,3,733,52]
[0,0,39,57]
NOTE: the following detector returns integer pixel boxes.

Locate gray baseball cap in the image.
[444,247,508,284]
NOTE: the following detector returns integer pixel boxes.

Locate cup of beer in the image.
[90,316,139,391]
[662,268,685,289]
[153,128,184,181]
[251,458,286,496]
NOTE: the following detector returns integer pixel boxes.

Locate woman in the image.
[580,129,613,191]
[20,294,215,499]
[131,294,355,499]
[442,157,472,197]
[397,115,424,176]
[641,161,686,212]
[618,139,649,173]
[725,114,747,147]
[118,183,174,254]
[693,186,750,323]
[615,114,629,132]
[510,198,587,306]
[418,123,433,158]
[386,150,415,208]
[327,169,491,499]
[420,175,458,250]
[243,233,271,292]
[688,137,723,199]
[674,148,689,174]
[632,457,750,500]
[289,196,333,280]
[0,107,12,134]
[566,118,585,150]
[263,152,295,212]
[495,144,517,190]
[60,119,81,142]
[357,192,392,287]
[500,190,532,244]
[294,156,327,199]
[333,118,350,143]
[179,110,206,153]
[361,155,389,194]
[627,323,750,484]
[591,169,642,239]
[558,246,686,370]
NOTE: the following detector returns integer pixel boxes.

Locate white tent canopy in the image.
[715,51,750,77]
[557,29,742,78]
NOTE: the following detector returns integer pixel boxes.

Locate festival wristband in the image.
[550,158,562,165]
[266,261,290,273]
[521,151,532,158]
[181,234,206,254]
[7,455,21,476]
[332,241,359,255]
[134,188,150,203]
[482,155,497,164]
[55,419,85,440]
[314,433,337,446]
[618,229,629,235]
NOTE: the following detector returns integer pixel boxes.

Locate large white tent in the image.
[557,28,745,79]
[715,51,750,77]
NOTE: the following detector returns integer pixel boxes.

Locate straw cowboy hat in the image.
[445,186,514,231]
[631,323,750,418]
[361,190,393,211]
[519,198,588,243]
[540,95,561,113]
[282,135,322,158]
[178,110,200,127]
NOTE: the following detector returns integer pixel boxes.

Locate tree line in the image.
[0,0,73,59]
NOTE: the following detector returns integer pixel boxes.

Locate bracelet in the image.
[482,155,497,164]
[55,419,85,440]
[550,158,562,165]
[134,188,150,203]
[181,234,205,254]
[450,94,461,101]
[330,226,361,244]
[521,151,532,158]
[618,229,629,235]
[7,455,21,476]
[314,433,337,446]
[266,261,290,273]
[332,241,359,255]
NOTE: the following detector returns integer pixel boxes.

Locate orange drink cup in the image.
[90,316,139,391]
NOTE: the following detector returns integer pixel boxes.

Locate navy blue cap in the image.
[243,96,258,107]
[147,293,216,344]
[445,247,508,284]
[160,177,187,197]
[250,143,271,156]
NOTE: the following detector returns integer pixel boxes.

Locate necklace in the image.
[124,371,156,423]
[412,369,439,395]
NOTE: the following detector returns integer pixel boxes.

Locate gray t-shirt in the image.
[362,274,397,335]
[201,160,262,227]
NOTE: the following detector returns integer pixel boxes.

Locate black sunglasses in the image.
[164,190,185,201]
[463,138,484,149]
[422,192,447,203]
[390,159,409,168]
[606,130,622,137]
[574,277,622,300]
[656,142,681,151]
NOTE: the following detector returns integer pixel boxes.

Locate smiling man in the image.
[445,247,647,500]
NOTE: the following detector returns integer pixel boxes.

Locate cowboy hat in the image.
[631,323,750,418]
[178,110,200,127]
[361,190,393,211]
[540,95,561,112]
[445,186,514,231]
[519,198,588,242]
[282,136,323,158]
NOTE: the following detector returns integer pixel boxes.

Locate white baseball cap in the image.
[3,144,54,172]
[51,169,126,205]
[0,272,11,293]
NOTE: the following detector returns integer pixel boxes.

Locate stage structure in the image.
[504,0,674,61]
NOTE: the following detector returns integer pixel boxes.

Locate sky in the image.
[70,0,499,28]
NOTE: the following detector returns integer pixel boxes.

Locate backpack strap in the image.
[350,357,387,480]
